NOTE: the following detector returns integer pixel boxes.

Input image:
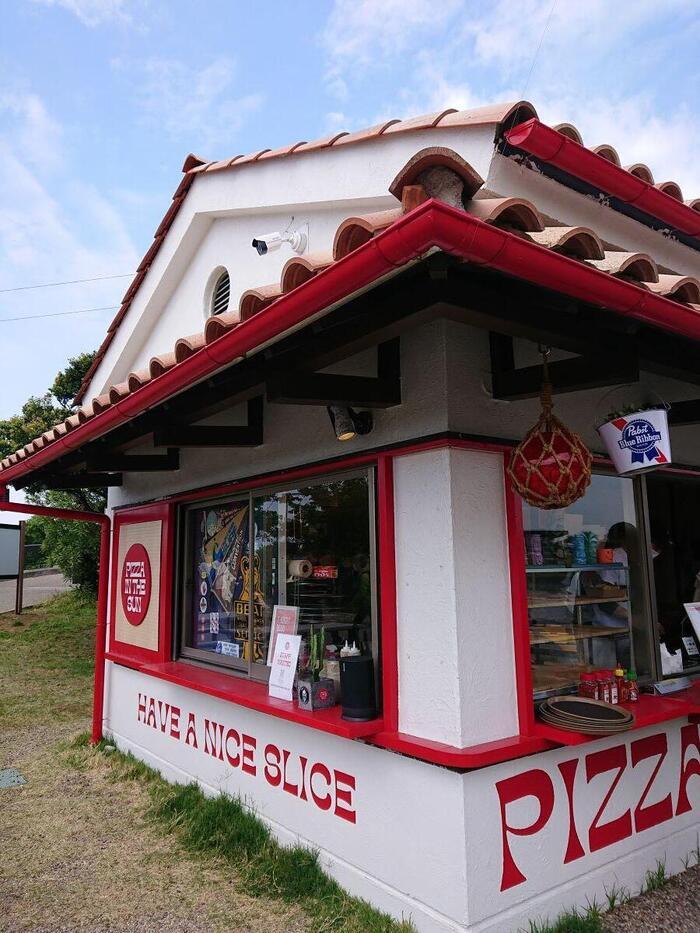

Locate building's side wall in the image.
[105,662,469,933]
[461,717,700,932]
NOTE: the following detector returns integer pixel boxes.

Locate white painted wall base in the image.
[105,663,700,933]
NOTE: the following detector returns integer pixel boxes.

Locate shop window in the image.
[179,470,377,682]
[646,473,700,677]
[522,472,652,698]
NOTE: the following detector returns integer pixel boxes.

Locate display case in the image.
[527,564,633,698]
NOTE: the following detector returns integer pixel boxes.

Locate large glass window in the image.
[180,470,376,682]
[522,472,651,698]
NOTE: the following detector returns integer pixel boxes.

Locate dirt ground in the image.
[0,600,308,933]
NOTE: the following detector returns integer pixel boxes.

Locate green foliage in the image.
[100,745,414,932]
[0,351,104,590]
[642,859,667,893]
[525,905,603,933]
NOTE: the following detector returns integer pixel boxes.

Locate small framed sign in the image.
[266,605,300,665]
[268,634,301,702]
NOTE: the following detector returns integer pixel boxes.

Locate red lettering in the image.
[586,745,632,852]
[264,744,282,786]
[299,755,309,802]
[156,700,170,733]
[558,758,585,863]
[224,729,241,768]
[203,719,219,757]
[631,733,672,832]
[146,697,157,728]
[310,762,333,811]
[218,723,225,761]
[170,706,181,740]
[676,723,700,815]
[496,769,554,891]
[242,734,257,776]
[137,693,147,723]
[282,749,299,797]
[185,712,198,748]
[334,770,356,824]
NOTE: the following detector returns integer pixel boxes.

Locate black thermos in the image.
[340,656,377,721]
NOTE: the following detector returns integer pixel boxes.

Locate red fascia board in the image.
[506,119,700,237]
[5,197,700,486]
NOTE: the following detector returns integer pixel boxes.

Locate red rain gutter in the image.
[3,197,700,489]
[0,499,110,745]
[505,118,700,237]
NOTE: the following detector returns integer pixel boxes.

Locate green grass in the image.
[72,733,414,933]
[525,905,603,933]
[642,859,667,893]
[0,591,96,728]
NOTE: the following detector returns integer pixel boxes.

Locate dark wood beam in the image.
[87,448,180,472]
[668,399,700,427]
[153,397,263,447]
[266,373,401,408]
[13,472,123,491]
[490,335,640,401]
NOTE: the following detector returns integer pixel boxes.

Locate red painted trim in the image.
[109,657,384,740]
[6,199,700,486]
[506,118,700,237]
[377,454,398,731]
[0,500,110,745]
[109,502,173,666]
[368,730,554,769]
[503,464,535,735]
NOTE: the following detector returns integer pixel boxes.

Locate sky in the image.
[1,0,700,422]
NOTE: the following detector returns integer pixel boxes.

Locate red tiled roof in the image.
[5,144,700,484]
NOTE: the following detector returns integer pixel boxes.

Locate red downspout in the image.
[0,495,110,744]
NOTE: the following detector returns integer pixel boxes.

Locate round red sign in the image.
[121,543,152,626]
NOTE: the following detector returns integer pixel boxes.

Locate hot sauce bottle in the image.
[613,666,625,704]
[597,671,611,703]
[626,670,640,702]
[578,673,598,699]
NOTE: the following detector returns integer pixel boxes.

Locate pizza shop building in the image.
[5,102,700,931]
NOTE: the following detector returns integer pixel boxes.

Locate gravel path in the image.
[603,864,700,933]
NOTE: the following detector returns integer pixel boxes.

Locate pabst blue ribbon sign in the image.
[121,543,152,626]
[598,408,671,475]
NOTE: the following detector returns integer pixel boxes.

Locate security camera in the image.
[251,229,307,256]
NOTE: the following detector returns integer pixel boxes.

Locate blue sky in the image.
[1,0,700,419]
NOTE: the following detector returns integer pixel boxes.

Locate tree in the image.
[0,351,104,592]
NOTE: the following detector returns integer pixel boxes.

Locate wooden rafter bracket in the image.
[153,397,263,447]
[87,448,180,472]
[489,334,640,401]
[266,339,401,408]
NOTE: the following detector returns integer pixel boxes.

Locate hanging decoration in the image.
[508,347,592,509]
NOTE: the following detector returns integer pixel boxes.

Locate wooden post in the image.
[14,520,26,615]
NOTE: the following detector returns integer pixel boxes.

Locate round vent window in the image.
[210,269,230,316]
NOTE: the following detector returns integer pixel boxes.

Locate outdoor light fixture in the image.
[251,229,307,255]
[327,406,373,442]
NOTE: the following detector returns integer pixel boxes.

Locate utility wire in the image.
[0,304,118,323]
[0,272,134,294]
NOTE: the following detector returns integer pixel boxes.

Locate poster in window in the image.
[266,605,299,665]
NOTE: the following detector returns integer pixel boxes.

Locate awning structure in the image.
[4,144,700,493]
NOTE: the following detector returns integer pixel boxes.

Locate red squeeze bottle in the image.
[597,671,611,703]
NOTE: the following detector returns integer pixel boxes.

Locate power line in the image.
[0,304,118,323]
[0,272,134,294]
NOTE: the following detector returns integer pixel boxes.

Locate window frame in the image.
[174,466,379,684]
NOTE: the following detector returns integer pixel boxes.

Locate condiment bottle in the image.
[578,673,597,699]
[321,645,341,700]
[614,666,626,703]
[626,670,640,702]
[596,671,610,703]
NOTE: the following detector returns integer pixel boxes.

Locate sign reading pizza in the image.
[121,543,152,626]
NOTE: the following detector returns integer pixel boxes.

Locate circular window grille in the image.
[211,270,230,316]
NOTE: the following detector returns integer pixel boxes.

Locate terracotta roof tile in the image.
[553,123,583,144]
[334,120,401,146]
[656,181,683,201]
[149,352,178,378]
[592,144,621,167]
[293,132,350,154]
[466,196,544,232]
[646,274,700,303]
[235,149,273,165]
[257,142,307,160]
[174,333,206,363]
[686,198,700,212]
[205,309,240,343]
[529,226,605,260]
[384,109,458,134]
[625,163,655,184]
[181,153,207,172]
[281,252,333,293]
[240,284,283,320]
[389,147,484,201]
[127,369,152,393]
[333,209,403,260]
[587,251,658,283]
[437,100,537,130]
[108,382,130,405]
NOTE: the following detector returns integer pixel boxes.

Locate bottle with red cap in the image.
[578,672,598,699]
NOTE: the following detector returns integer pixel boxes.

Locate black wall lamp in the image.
[327,406,373,442]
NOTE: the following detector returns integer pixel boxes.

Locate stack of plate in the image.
[537,696,635,734]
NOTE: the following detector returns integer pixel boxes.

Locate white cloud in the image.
[31,0,132,27]
[0,90,138,416]
[113,55,263,153]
